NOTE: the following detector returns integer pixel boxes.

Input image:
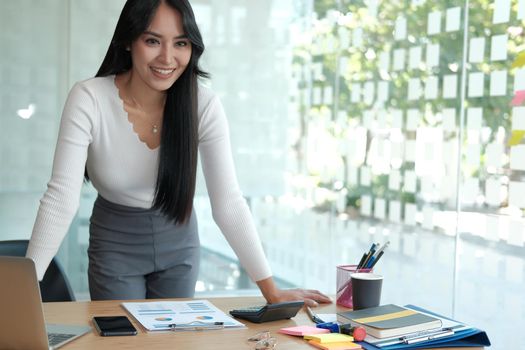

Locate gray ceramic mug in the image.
[351,272,383,310]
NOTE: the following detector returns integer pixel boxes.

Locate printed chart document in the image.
[122,299,246,331]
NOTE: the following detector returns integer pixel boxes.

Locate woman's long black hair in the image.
[92,0,209,223]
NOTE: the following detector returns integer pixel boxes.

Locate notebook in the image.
[337,304,442,338]
[356,305,491,350]
[0,256,90,349]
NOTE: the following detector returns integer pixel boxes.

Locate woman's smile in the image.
[150,66,176,78]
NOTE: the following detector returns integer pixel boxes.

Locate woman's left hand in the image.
[267,288,332,307]
[256,277,332,307]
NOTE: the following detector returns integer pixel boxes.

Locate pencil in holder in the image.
[336,265,372,308]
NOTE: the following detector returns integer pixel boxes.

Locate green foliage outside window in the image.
[291,0,524,220]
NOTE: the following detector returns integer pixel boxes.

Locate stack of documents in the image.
[122,300,245,331]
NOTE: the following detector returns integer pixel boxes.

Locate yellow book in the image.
[304,333,354,343]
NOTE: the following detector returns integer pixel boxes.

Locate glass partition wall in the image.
[288,1,524,348]
[0,1,523,348]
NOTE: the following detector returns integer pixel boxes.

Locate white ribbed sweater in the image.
[26,75,272,282]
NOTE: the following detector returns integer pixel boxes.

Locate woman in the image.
[26,0,330,306]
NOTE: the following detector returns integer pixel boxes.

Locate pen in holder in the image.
[336,265,372,308]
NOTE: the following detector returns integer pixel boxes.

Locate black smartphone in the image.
[92,316,138,336]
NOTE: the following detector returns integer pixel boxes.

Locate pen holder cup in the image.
[336,265,372,309]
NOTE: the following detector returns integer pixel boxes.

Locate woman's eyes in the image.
[175,40,189,47]
[144,38,190,48]
[145,38,160,45]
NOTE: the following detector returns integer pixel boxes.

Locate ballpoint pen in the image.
[365,255,376,269]
[168,321,224,331]
[359,243,377,269]
[366,241,390,268]
[400,327,453,340]
[376,328,455,347]
[305,306,324,324]
[356,252,368,269]
[403,328,455,344]
[369,251,384,268]
[372,241,389,259]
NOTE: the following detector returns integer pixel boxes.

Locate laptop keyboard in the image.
[48,332,76,346]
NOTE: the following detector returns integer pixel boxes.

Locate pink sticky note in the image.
[278,326,330,336]
[511,90,525,106]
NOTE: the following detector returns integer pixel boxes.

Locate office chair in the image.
[0,240,76,302]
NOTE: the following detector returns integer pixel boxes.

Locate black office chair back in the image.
[0,240,76,302]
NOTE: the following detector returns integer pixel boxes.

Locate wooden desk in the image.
[43,297,483,350]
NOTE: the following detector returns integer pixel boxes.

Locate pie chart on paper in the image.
[196,315,213,320]
[155,317,173,321]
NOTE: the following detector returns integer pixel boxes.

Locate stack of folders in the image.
[337,304,491,350]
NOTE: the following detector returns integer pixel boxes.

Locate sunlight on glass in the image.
[195,281,205,292]
[16,104,35,120]
[448,63,459,72]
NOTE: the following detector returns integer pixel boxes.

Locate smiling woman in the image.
[127,3,192,93]
[24,0,331,307]
[117,7,190,143]
[113,3,193,149]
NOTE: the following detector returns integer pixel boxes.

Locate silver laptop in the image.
[0,256,90,349]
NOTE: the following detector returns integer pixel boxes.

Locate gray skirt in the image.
[87,195,200,300]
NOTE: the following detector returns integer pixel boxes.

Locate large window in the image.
[285,1,524,348]
[0,1,523,348]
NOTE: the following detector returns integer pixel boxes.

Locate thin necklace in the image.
[130,97,162,134]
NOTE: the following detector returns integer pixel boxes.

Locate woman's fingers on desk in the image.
[302,289,332,307]
[271,288,332,307]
